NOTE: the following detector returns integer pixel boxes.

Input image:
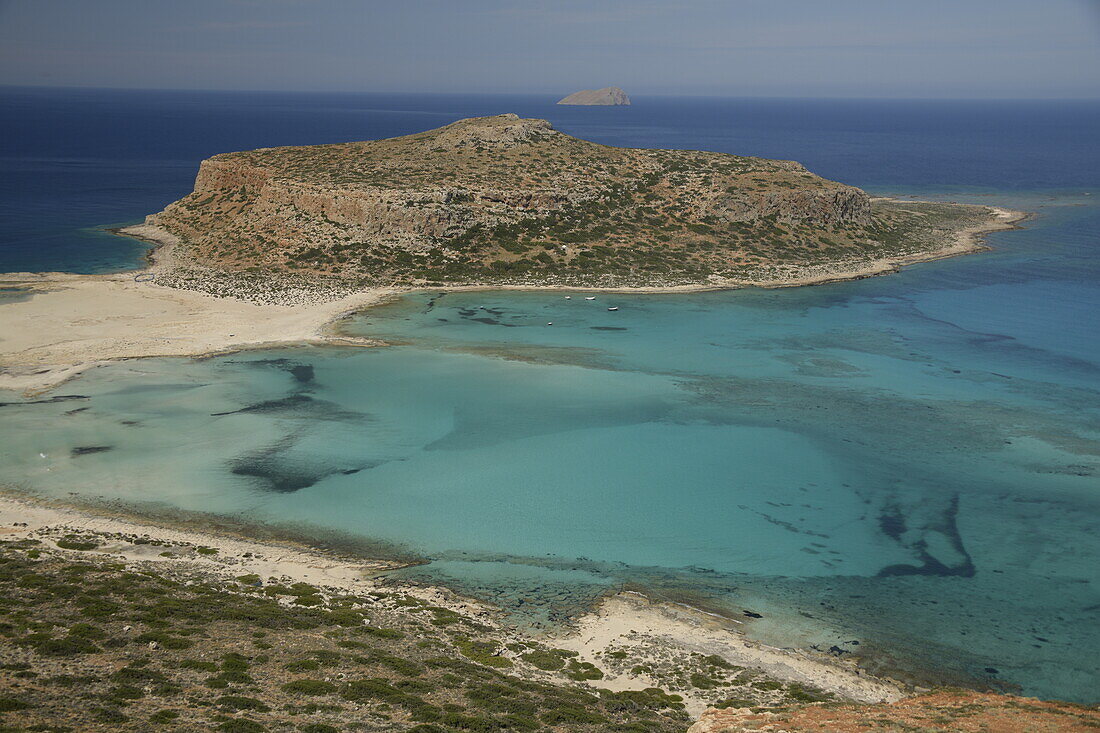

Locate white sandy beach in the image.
[0,240,395,394]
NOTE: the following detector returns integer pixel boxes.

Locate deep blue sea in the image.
[1,88,1098,702]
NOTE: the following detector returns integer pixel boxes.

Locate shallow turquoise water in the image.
[1,190,1097,701]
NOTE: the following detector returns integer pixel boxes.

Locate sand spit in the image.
[0,225,395,394]
[0,204,1026,396]
[546,593,903,716]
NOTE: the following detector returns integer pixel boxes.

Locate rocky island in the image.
[557,87,631,105]
[128,113,1017,299]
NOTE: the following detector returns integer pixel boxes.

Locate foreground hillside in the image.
[137,114,1004,292]
[0,531,693,732]
[0,498,876,732]
[2,503,1095,731]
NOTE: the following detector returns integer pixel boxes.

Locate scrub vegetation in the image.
[0,536,697,731]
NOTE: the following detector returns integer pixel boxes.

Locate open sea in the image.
[1,88,1098,702]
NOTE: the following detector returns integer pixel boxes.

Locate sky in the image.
[1,0,1098,98]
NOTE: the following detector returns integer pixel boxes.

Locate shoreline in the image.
[0,489,905,716]
[0,203,1027,396]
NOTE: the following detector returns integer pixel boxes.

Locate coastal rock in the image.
[557,86,632,105]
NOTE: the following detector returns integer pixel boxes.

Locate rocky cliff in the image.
[557,87,632,105]
[144,114,994,288]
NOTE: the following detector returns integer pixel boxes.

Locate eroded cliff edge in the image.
[137,114,1013,294]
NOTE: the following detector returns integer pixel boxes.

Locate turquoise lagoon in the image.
[2,90,1099,702]
[1,190,1098,701]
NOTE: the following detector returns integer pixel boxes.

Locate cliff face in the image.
[557,86,632,105]
[145,114,981,287]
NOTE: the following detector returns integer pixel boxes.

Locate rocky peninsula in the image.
[557,87,631,105]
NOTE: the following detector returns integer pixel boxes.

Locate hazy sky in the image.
[1,0,1099,98]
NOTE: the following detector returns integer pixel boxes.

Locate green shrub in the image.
[690,672,721,689]
[111,665,166,683]
[453,637,512,668]
[539,706,607,725]
[68,622,107,640]
[520,649,569,671]
[326,609,362,626]
[307,650,343,667]
[180,659,219,673]
[92,705,129,723]
[29,634,101,656]
[785,682,832,703]
[56,536,99,551]
[564,659,603,681]
[701,654,736,670]
[369,653,423,677]
[281,679,336,696]
[356,626,404,640]
[149,708,179,723]
[437,712,507,730]
[284,659,321,672]
[602,688,685,712]
[221,653,250,672]
[106,685,144,702]
[136,631,192,650]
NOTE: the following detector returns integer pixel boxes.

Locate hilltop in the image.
[130,114,1015,296]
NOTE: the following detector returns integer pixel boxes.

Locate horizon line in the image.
[2,83,1099,103]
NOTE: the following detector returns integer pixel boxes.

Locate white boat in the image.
[547,322,553,326]
[607,307,619,311]
[585,296,596,300]
[564,296,571,300]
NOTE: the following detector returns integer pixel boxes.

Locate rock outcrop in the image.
[143,113,992,288]
[557,87,631,105]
